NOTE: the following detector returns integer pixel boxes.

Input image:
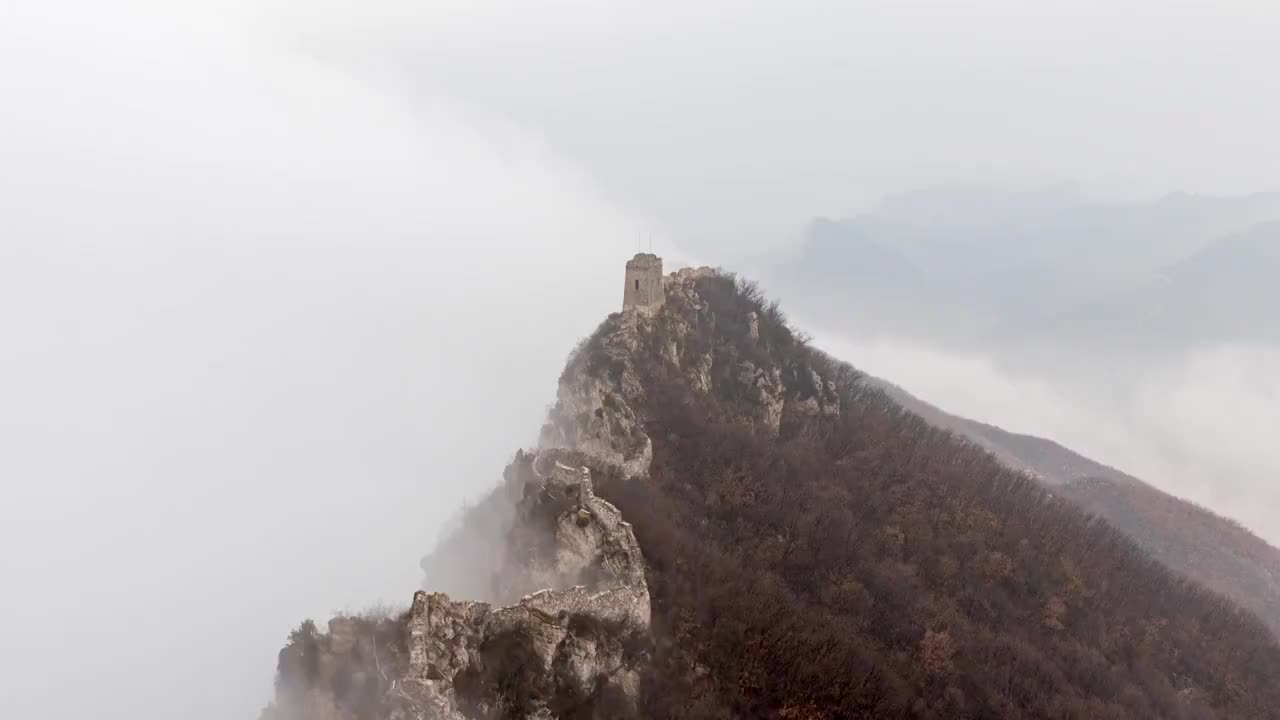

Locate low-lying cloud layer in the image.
[0,3,671,718]
[273,0,1280,253]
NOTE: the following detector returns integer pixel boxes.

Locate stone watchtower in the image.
[622,253,665,312]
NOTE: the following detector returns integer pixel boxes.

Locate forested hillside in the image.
[589,272,1280,717]
[871,377,1280,640]
[1060,476,1280,639]
[268,268,1280,719]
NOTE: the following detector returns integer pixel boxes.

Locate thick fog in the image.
[0,3,674,718]
[283,0,1280,254]
[2,1,1277,719]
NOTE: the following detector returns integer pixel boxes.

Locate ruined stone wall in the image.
[403,453,650,719]
[622,253,664,311]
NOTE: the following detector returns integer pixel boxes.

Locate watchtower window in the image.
[634,279,640,291]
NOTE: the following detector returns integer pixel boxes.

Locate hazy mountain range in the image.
[767,188,1280,349]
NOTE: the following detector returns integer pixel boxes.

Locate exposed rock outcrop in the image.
[541,267,851,455]
[539,315,654,479]
[264,265,857,720]
[261,451,650,720]
[403,456,649,719]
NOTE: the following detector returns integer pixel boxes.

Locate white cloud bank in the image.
[0,2,668,718]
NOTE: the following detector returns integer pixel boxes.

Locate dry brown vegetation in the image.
[267,271,1280,719]
[878,368,1280,640]
[1061,476,1280,638]
[588,273,1280,718]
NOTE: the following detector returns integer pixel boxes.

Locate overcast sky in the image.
[281,0,1280,251]
[2,2,1278,719]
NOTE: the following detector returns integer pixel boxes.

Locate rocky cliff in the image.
[401,452,650,720]
[259,265,726,720]
[261,449,651,720]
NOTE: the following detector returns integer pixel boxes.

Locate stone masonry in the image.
[622,253,664,312]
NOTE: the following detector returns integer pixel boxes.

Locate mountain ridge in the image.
[262,264,1280,719]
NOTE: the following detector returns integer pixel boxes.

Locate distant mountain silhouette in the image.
[768,189,1280,348]
[1060,221,1280,346]
[868,376,1138,486]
